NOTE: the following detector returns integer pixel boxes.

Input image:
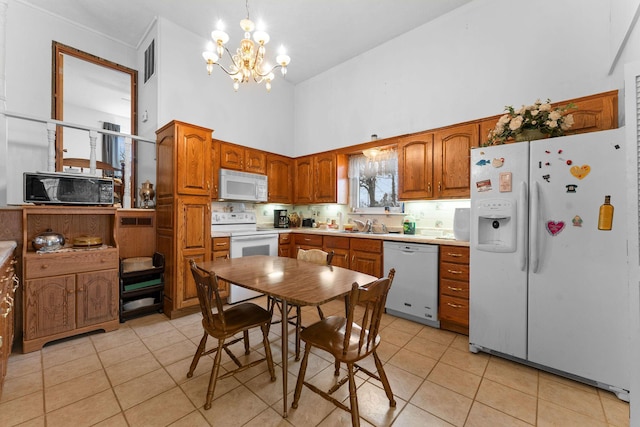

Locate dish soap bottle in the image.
[597,195,613,231]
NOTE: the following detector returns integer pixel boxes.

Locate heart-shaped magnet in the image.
[570,164,591,180]
[546,221,565,236]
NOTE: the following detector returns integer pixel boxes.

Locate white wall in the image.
[292,0,638,157]
[154,18,295,155]
[4,0,137,205]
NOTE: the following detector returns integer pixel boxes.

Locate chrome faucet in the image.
[353,219,372,233]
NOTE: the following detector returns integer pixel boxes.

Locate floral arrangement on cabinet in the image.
[485,99,576,146]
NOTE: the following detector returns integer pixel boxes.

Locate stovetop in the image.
[211,211,277,236]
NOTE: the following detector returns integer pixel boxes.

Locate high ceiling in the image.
[24,0,472,84]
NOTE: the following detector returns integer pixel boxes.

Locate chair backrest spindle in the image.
[342,268,395,356]
[189,259,227,331]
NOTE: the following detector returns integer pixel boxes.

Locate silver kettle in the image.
[32,229,65,251]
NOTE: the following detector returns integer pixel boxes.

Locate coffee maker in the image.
[274,209,289,228]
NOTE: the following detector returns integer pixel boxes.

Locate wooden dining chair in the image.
[187,259,276,410]
[268,248,334,360]
[291,269,396,427]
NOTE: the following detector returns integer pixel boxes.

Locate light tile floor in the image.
[0,296,630,426]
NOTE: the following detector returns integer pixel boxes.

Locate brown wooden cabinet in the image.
[294,153,347,204]
[211,139,220,199]
[478,90,618,146]
[266,154,293,203]
[0,252,17,394]
[433,123,479,199]
[438,245,470,335]
[350,238,383,278]
[398,132,434,200]
[219,142,267,174]
[398,124,477,200]
[210,237,230,299]
[22,206,120,352]
[278,233,292,257]
[116,209,156,260]
[156,121,212,318]
[294,233,323,251]
[294,156,313,204]
[323,235,350,268]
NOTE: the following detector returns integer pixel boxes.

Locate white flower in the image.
[546,120,558,129]
[498,114,510,125]
[539,103,552,112]
[549,111,562,121]
[509,116,523,131]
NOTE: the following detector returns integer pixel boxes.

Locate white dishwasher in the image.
[384,241,440,328]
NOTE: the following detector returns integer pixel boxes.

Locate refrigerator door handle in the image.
[518,181,528,271]
[530,180,540,273]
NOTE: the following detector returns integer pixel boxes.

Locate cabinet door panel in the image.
[294,156,313,204]
[245,149,267,174]
[177,126,211,195]
[219,143,244,170]
[350,250,382,278]
[314,154,336,203]
[76,269,119,328]
[434,124,478,199]
[398,134,434,199]
[181,253,207,304]
[24,276,75,340]
[180,200,210,250]
[267,154,293,203]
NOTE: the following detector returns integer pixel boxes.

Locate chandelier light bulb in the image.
[276,53,291,66]
[253,30,270,45]
[266,80,271,92]
[211,30,229,45]
[240,18,255,32]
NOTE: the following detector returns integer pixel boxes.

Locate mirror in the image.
[52,41,138,204]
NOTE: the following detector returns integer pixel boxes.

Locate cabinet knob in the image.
[40,264,49,269]
[447,286,463,291]
[447,253,463,257]
[447,302,464,309]
[447,269,462,274]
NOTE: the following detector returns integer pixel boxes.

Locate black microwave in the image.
[24,172,114,205]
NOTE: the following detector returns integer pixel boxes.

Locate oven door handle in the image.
[231,235,278,242]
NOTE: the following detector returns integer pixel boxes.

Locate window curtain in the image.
[101,122,121,173]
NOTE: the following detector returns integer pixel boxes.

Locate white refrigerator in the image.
[469,128,629,399]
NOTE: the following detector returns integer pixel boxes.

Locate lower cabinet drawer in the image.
[439,294,469,326]
[25,249,119,279]
[440,261,469,282]
[440,278,470,299]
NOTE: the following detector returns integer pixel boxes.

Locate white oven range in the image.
[211,211,278,303]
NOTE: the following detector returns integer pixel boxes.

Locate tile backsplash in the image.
[248,200,471,236]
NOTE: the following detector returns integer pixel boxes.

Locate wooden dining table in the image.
[197,255,378,418]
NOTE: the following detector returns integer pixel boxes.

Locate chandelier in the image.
[202,0,291,92]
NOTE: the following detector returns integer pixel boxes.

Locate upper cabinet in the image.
[157,121,212,197]
[211,139,220,199]
[219,142,267,174]
[294,153,348,204]
[398,132,434,200]
[398,124,478,200]
[478,90,618,146]
[433,123,479,199]
[266,154,293,203]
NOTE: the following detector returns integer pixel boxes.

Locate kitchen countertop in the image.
[247,227,470,247]
[0,240,17,265]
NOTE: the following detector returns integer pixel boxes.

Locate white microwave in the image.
[219,169,268,202]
